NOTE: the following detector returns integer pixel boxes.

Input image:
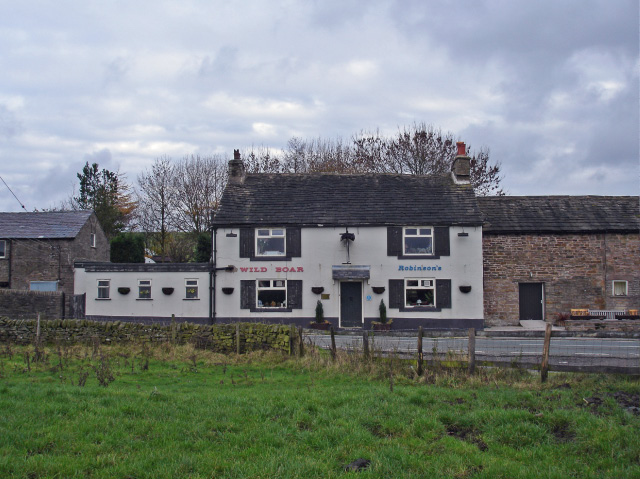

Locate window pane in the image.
[257,289,286,308]
[0,240,6,257]
[98,280,110,299]
[274,280,285,288]
[257,230,269,236]
[404,236,433,255]
[405,228,417,235]
[421,280,432,287]
[613,281,627,296]
[406,280,419,287]
[258,280,271,288]
[257,237,285,255]
[139,281,151,298]
[186,285,198,299]
[419,228,431,235]
[405,288,434,306]
[272,229,284,236]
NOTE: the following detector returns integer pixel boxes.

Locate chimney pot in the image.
[233,149,241,160]
[456,141,466,156]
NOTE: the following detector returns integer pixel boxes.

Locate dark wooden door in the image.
[340,282,362,328]
[519,283,543,321]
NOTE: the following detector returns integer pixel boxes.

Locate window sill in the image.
[251,256,291,262]
[95,298,111,301]
[183,298,200,301]
[397,255,440,260]
[250,307,292,313]
[136,298,153,301]
[399,306,441,312]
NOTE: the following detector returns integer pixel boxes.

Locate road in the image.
[304,334,640,369]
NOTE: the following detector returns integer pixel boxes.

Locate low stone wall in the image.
[0,289,65,319]
[561,319,640,332]
[0,318,292,354]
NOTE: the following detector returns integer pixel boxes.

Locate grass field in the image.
[0,341,638,478]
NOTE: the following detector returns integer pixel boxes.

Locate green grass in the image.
[0,342,638,478]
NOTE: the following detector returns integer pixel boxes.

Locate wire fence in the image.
[304,329,640,376]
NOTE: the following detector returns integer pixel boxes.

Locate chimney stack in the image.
[452,141,470,184]
[228,149,246,185]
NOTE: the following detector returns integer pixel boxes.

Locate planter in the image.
[162,287,174,295]
[222,287,234,295]
[372,322,392,331]
[309,322,332,331]
[459,285,472,294]
[371,286,385,294]
[311,287,324,294]
[117,287,130,295]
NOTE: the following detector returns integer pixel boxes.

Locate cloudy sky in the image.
[0,0,638,211]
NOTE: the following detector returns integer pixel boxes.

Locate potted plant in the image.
[372,299,392,331]
[309,300,331,330]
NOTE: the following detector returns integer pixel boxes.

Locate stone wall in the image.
[483,233,640,326]
[0,318,292,354]
[0,289,65,319]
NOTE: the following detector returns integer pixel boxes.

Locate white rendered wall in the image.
[75,269,210,319]
[214,226,483,323]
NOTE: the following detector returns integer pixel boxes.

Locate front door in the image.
[519,283,544,321]
[340,281,362,328]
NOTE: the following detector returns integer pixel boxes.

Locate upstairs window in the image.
[138,279,151,299]
[256,229,286,257]
[403,227,433,255]
[257,279,287,308]
[405,279,435,307]
[0,240,5,258]
[90,233,96,248]
[97,280,110,299]
[185,279,199,299]
[613,280,628,296]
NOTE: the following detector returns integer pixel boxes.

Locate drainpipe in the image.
[7,239,12,288]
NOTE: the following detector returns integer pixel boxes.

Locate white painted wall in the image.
[75,269,210,319]
[214,226,483,323]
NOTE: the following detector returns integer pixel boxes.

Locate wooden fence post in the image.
[540,323,552,382]
[289,324,295,356]
[297,326,304,357]
[362,331,370,360]
[236,323,241,355]
[468,328,476,375]
[417,326,424,376]
[330,326,337,361]
[36,313,41,342]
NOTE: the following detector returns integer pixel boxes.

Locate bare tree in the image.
[136,156,179,261]
[173,154,228,233]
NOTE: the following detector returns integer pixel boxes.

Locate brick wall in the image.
[0,289,65,319]
[483,233,640,326]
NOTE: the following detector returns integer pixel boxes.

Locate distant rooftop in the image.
[478,196,640,234]
[0,210,94,239]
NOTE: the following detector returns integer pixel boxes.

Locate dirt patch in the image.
[551,423,576,443]
[446,424,488,451]
[611,391,640,415]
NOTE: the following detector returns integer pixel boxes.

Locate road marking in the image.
[575,353,610,356]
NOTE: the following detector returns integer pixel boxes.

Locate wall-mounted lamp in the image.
[226,229,237,238]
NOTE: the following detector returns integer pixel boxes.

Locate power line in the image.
[0,175,27,211]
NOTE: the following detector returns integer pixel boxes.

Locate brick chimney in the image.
[451,141,470,184]
[228,149,246,185]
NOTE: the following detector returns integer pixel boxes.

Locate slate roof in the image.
[0,211,94,239]
[213,173,482,227]
[478,196,640,234]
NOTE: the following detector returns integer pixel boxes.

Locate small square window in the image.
[257,279,287,308]
[138,280,151,299]
[405,278,435,307]
[613,281,628,296]
[97,280,110,299]
[185,279,198,299]
[0,240,6,258]
[403,227,433,256]
[256,228,286,257]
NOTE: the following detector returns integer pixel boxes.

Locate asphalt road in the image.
[305,334,640,369]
